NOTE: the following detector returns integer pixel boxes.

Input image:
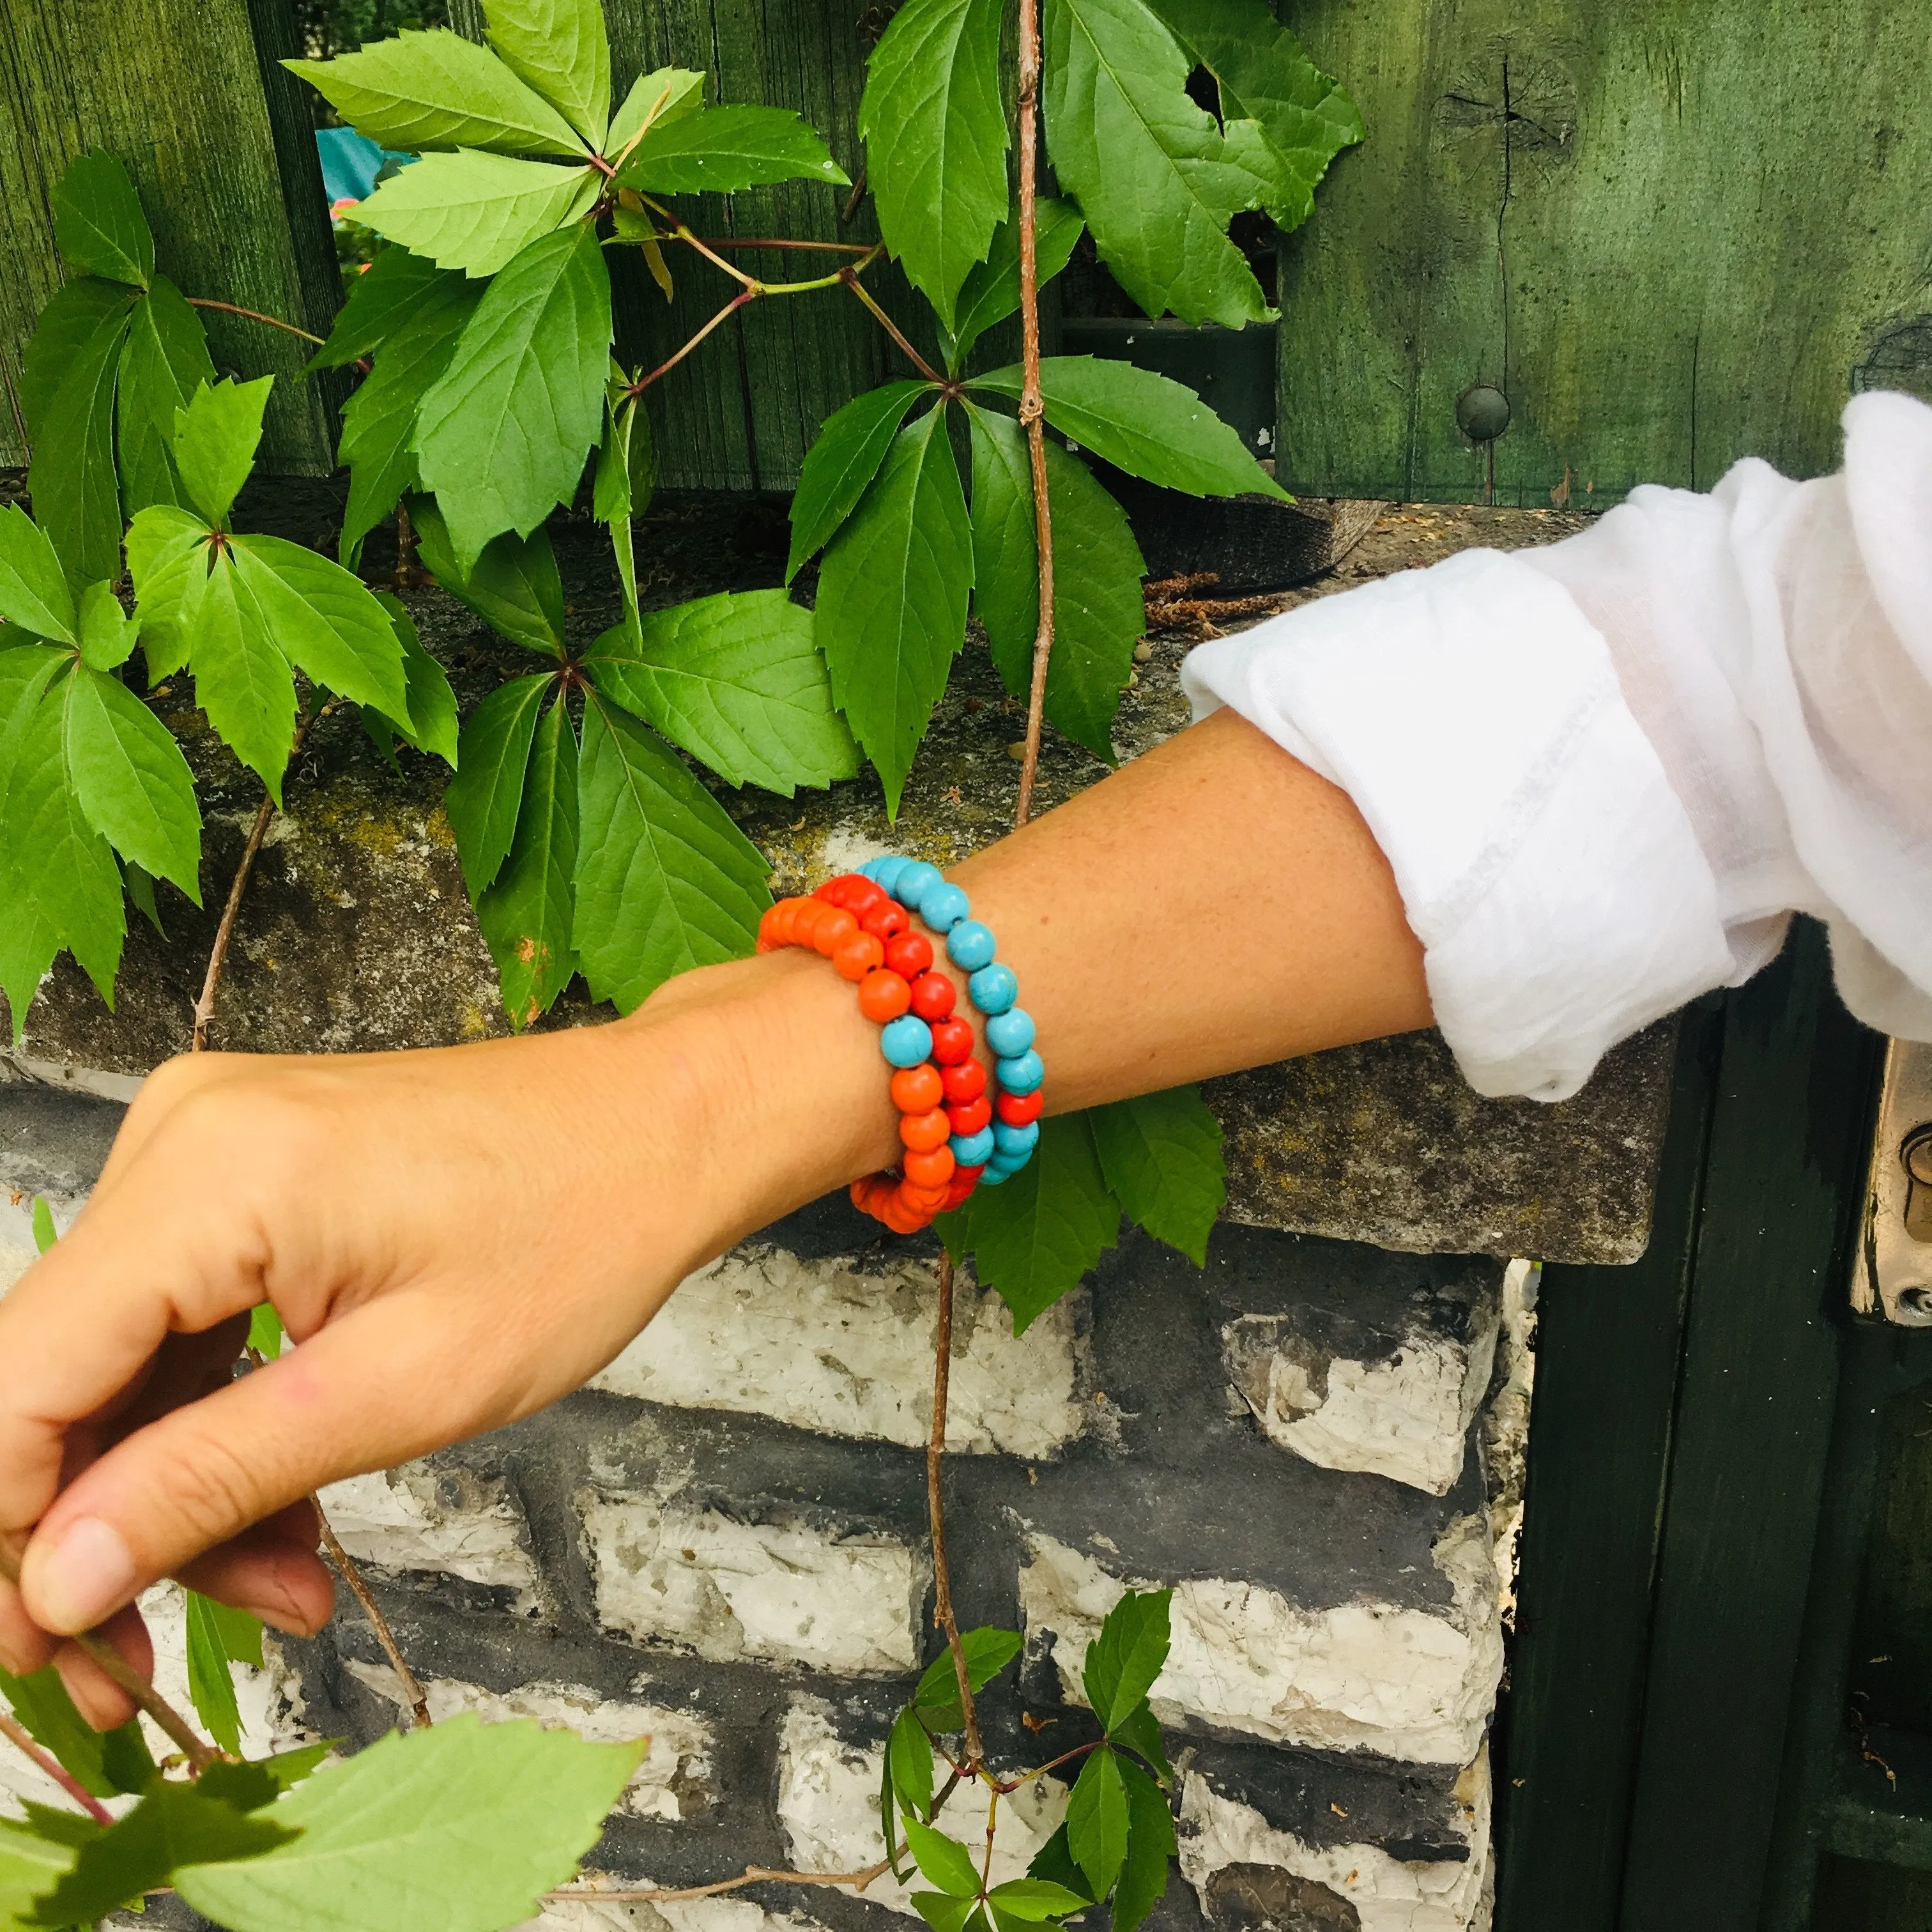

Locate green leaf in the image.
[967,407,1144,760]
[63,662,201,898]
[21,279,137,586]
[77,581,136,670]
[594,386,652,623]
[249,1302,287,1359]
[355,151,602,279]
[1108,1701,1171,1784]
[618,104,850,195]
[913,1627,1023,1731]
[174,377,273,530]
[31,1196,56,1254]
[0,1817,80,1929]
[585,592,857,795]
[228,536,410,721]
[912,1893,981,1932]
[1043,0,1280,326]
[410,500,568,660]
[180,1710,641,1932]
[126,505,213,682]
[903,1818,983,1900]
[478,692,578,1027]
[0,506,77,643]
[118,275,219,518]
[888,1707,935,1825]
[0,649,70,1036]
[973,357,1287,498]
[939,1114,1119,1333]
[0,1661,155,1799]
[1087,1085,1223,1263]
[376,595,459,766]
[988,1878,1094,1920]
[200,1743,334,1811]
[484,0,611,149]
[607,67,705,155]
[310,247,462,371]
[816,404,971,817]
[284,30,589,157]
[194,550,298,802]
[185,1588,249,1757]
[1083,1590,1172,1735]
[52,150,153,288]
[1142,0,1362,231]
[786,379,931,583]
[125,858,166,935]
[445,673,552,896]
[858,0,1009,330]
[415,222,612,572]
[1111,1758,1175,1932]
[33,1780,298,1927]
[1027,1827,1097,1906]
[571,689,770,1014]
[1067,1749,1128,1901]
[337,277,482,562]
[943,201,1085,371]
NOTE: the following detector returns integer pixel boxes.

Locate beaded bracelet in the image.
[859,856,1044,1188]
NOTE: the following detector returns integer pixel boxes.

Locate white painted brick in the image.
[583,1493,921,1675]
[592,1247,1081,1459]
[528,1885,825,1932]
[1019,1519,1503,1765]
[776,1698,1068,1920]
[1179,1758,1492,1932]
[345,1664,712,1821]
[319,1463,540,1611]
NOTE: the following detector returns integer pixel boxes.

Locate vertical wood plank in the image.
[0,0,335,473]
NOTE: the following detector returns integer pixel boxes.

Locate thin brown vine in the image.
[182,298,325,347]
[0,1706,113,1822]
[927,1250,986,1771]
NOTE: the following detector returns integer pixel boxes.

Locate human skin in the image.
[0,707,1430,1724]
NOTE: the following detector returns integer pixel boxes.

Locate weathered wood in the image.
[1278,0,1932,503]
[0,0,338,474]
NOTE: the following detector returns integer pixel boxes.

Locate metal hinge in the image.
[1851,1039,1932,1324]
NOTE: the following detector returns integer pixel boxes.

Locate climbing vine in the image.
[0,0,1360,1924]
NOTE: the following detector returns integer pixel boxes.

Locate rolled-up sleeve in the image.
[1181,392,1932,1101]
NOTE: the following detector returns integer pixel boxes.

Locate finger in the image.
[19,1292,496,1634]
[0,1574,55,1676]
[50,1602,152,1733]
[176,1501,335,1638]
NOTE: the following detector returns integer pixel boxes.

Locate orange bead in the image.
[833,930,885,981]
[881,1193,928,1234]
[941,1058,987,1103]
[811,907,858,956]
[790,898,828,944]
[903,1145,956,1188]
[898,1182,951,1215]
[908,971,956,1021]
[900,1107,951,1152]
[891,1064,944,1113]
[858,969,912,1022]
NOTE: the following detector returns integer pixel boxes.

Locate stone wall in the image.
[0,496,1662,1932]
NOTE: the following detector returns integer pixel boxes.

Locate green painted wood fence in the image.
[2,0,1928,500]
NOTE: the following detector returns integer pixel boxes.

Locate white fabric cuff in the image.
[1181,549,1736,1101]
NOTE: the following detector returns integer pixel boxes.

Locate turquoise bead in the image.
[921,882,970,931]
[985,1007,1034,1057]
[894,860,942,909]
[997,1048,1045,1094]
[951,1126,996,1167]
[993,1119,1039,1158]
[968,962,1018,1014]
[880,1015,934,1067]
[983,1153,1025,1180]
[977,1165,1010,1186]
[870,854,910,894]
[946,920,996,971]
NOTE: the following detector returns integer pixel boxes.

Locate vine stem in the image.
[928,1251,986,1772]
[841,268,946,385]
[183,298,325,347]
[630,289,757,395]
[1011,0,1056,830]
[547,1863,894,1906]
[316,1512,432,1730]
[0,1708,114,1823]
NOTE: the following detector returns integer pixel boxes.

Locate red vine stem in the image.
[840,269,946,385]
[0,1708,114,1823]
[183,298,325,347]
[928,1251,986,1771]
[630,289,758,394]
[1011,0,1055,829]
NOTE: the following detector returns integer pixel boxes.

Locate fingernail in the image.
[33,1519,138,1634]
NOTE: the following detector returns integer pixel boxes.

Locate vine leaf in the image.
[913,1627,1023,1731]
[20,279,137,586]
[967,406,1145,760]
[938,1115,1119,1333]
[785,379,931,583]
[1087,1085,1223,1263]
[816,405,972,818]
[1025,1827,1096,1905]
[903,1817,983,1899]
[354,152,601,278]
[585,592,857,795]
[0,1820,81,1929]
[51,150,153,288]
[1082,1589,1172,1733]
[0,505,79,644]
[1110,1699,1172,1783]
[195,552,298,802]
[910,1894,979,1932]
[174,377,275,532]
[0,1662,155,1800]
[987,1878,1091,1920]
[126,505,214,682]
[593,381,652,624]
[887,1706,935,1825]
[478,691,579,1029]
[1066,1747,1128,1899]
[63,660,202,899]
[973,356,1288,498]
[409,500,568,661]
[616,105,849,195]
[572,690,772,1015]
[118,275,218,519]
[1113,1756,1177,1932]
[0,650,70,1034]
[443,671,553,898]
[482,0,611,150]
[228,537,411,721]
[415,222,613,572]
[858,0,1009,330]
[184,1589,262,1759]
[942,199,1085,371]
[309,247,458,370]
[374,594,460,767]
[606,66,705,153]
[1042,0,1277,327]
[284,29,590,158]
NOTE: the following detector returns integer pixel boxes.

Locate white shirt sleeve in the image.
[1180,391,1932,1102]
